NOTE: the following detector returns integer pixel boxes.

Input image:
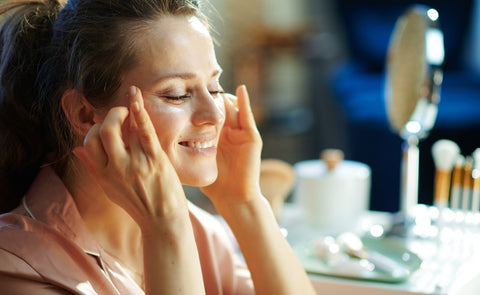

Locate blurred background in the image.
[187,0,480,213]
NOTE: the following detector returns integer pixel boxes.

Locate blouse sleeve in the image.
[0,249,71,294]
[0,273,72,294]
[188,202,255,295]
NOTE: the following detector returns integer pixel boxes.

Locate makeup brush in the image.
[461,156,474,211]
[432,140,460,209]
[450,155,465,210]
[470,149,480,212]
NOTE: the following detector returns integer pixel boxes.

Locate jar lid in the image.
[294,159,370,180]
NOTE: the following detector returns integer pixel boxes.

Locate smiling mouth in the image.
[179,140,216,149]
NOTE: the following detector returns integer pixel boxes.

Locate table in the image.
[279,203,480,295]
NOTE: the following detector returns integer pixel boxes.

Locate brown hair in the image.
[0,0,207,212]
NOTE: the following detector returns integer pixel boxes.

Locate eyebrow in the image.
[154,68,223,83]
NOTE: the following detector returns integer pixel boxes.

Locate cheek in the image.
[144,100,186,149]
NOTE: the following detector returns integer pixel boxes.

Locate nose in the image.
[191,89,225,126]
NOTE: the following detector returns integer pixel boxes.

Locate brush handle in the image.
[471,176,480,212]
[450,186,462,210]
[433,170,451,208]
[461,160,473,211]
[450,164,464,210]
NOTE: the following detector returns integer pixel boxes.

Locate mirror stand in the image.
[400,135,420,218]
[385,5,444,236]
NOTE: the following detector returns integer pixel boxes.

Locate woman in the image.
[0,0,316,294]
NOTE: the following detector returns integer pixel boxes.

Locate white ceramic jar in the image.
[294,155,371,233]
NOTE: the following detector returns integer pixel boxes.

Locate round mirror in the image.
[384,5,444,217]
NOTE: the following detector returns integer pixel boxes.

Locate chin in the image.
[180,170,218,187]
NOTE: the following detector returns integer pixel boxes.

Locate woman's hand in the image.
[201,86,317,294]
[74,87,205,294]
[201,85,263,206]
[74,86,189,229]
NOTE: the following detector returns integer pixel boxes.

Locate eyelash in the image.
[164,91,225,101]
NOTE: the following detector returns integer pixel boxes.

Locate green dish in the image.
[295,236,422,283]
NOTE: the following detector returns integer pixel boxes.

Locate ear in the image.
[61,89,96,137]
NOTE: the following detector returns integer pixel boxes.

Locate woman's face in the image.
[117,16,225,186]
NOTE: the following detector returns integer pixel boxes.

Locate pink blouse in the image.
[0,167,254,294]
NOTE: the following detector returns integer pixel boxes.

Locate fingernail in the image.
[129,86,137,97]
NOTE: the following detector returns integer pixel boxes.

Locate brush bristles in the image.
[473,148,480,169]
[432,139,461,171]
[454,155,465,168]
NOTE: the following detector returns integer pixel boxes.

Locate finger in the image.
[236,85,257,130]
[126,87,142,158]
[226,92,238,108]
[83,123,108,169]
[98,106,129,155]
[223,93,239,129]
[129,86,161,158]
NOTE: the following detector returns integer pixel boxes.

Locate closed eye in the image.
[209,90,224,97]
[164,95,191,100]
[162,91,224,101]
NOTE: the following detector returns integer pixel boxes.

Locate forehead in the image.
[129,16,218,78]
[143,15,211,45]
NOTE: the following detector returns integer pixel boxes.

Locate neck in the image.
[62,158,143,276]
